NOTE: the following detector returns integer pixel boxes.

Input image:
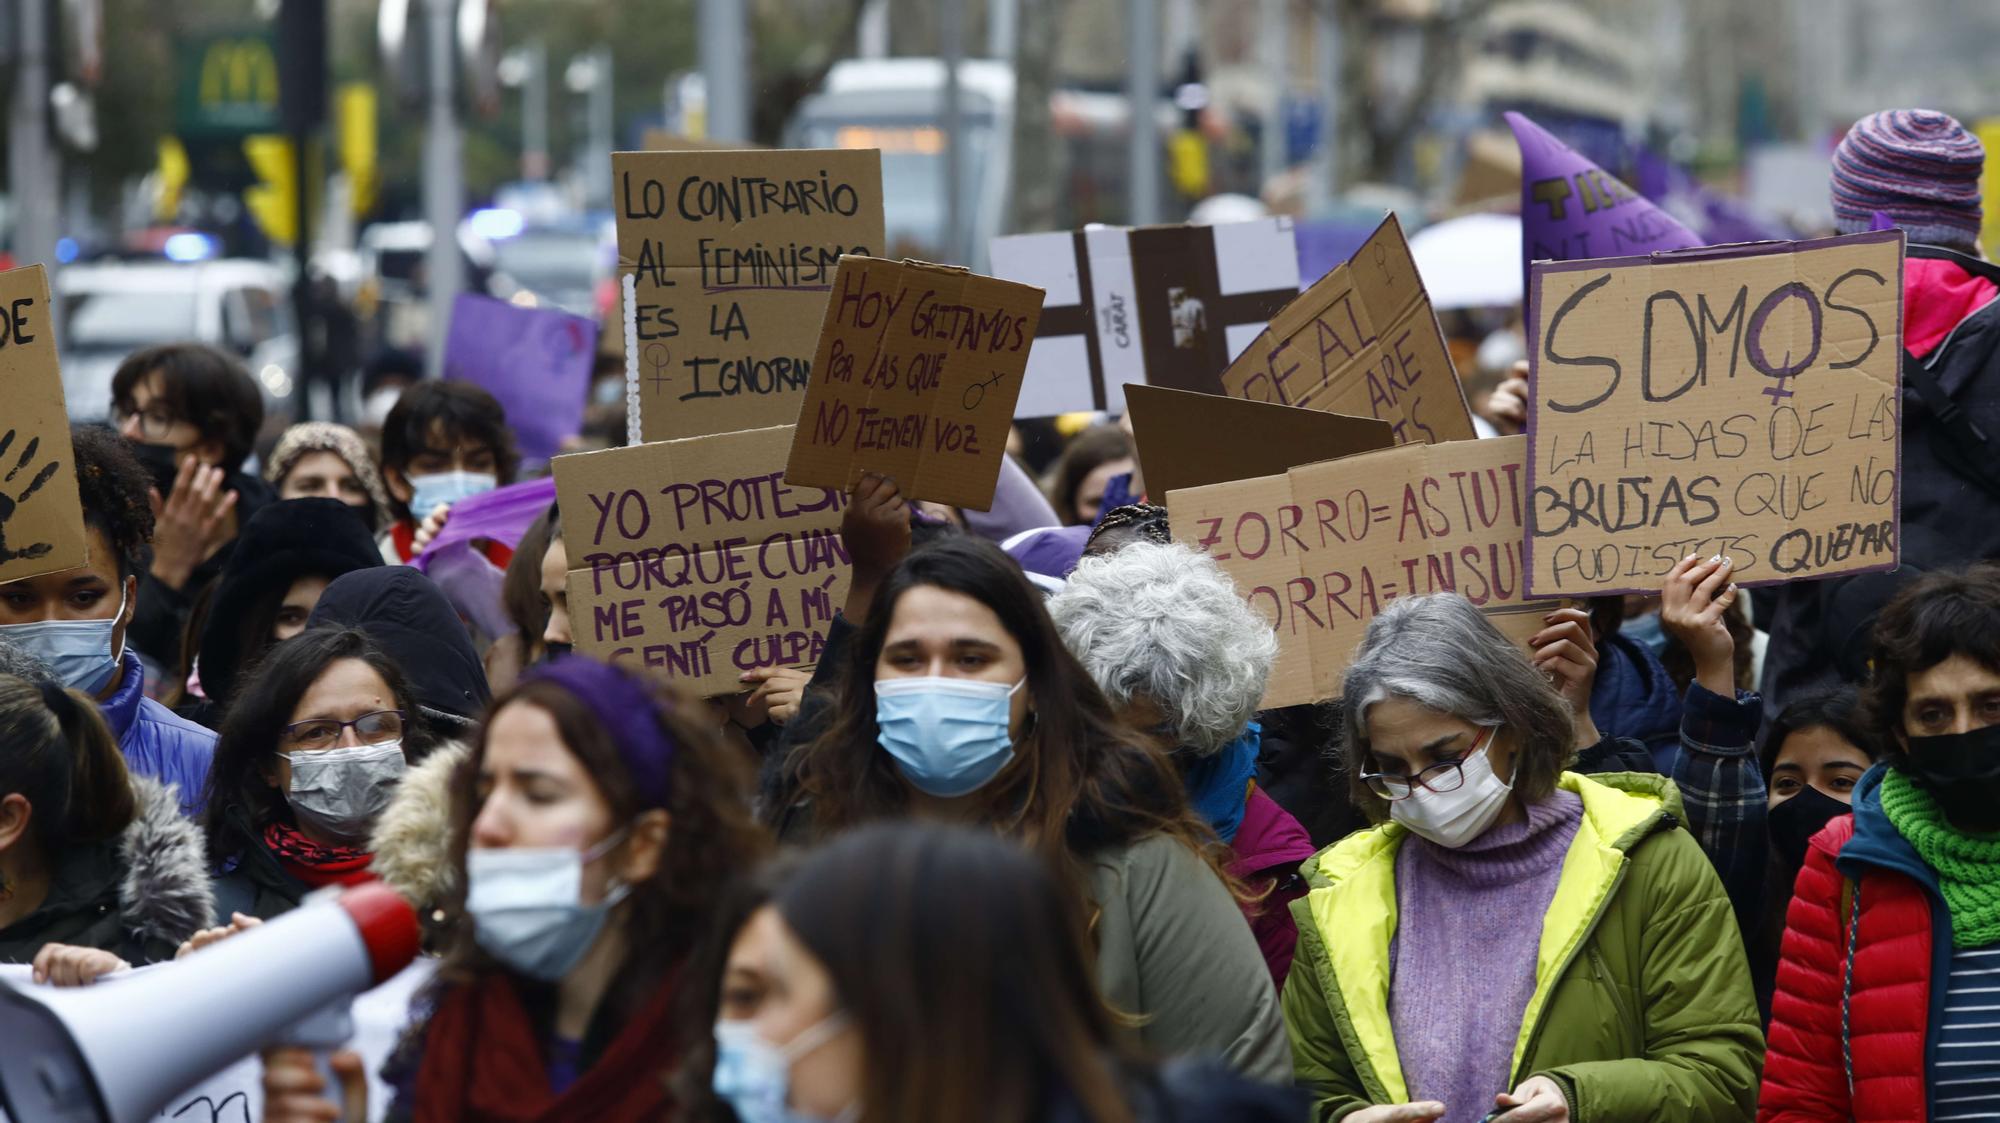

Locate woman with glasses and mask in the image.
[1762,564,2000,1122]
[199,627,434,921]
[262,655,769,1123]
[1285,593,1761,1123]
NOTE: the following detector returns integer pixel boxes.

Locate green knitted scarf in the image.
[1881,768,2000,948]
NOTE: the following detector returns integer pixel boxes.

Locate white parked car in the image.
[57,259,301,425]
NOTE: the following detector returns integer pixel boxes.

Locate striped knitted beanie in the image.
[1831,109,1984,250]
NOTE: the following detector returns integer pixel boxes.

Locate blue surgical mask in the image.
[466,830,629,981]
[0,584,128,696]
[713,1015,856,1123]
[1621,610,1668,656]
[407,470,496,518]
[874,676,1024,798]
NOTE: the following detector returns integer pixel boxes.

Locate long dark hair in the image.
[1758,688,1884,779]
[200,627,427,861]
[684,823,1139,1123]
[0,675,135,849]
[785,537,1228,903]
[435,671,770,1036]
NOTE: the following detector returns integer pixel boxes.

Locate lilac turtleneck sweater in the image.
[1390,790,1583,1123]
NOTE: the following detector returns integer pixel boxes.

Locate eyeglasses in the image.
[282,710,406,751]
[110,400,182,442]
[1360,727,1495,802]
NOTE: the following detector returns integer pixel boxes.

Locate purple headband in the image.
[519,656,677,809]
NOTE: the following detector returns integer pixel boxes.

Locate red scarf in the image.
[261,821,376,889]
[411,970,681,1123]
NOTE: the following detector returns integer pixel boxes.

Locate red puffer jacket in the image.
[1759,763,1949,1122]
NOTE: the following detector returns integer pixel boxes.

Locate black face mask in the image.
[348,500,380,536]
[126,440,185,498]
[1768,785,1850,869]
[1904,723,2000,829]
[539,642,573,665]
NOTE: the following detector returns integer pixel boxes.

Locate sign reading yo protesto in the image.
[0,265,87,585]
[552,425,850,695]
[1169,435,1538,708]
[614,149,885,442]
[1525,230,1904,597]
[784,256,1042,511]
[1219,214,1475,445]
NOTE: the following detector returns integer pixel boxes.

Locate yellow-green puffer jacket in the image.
[1281,771,1762,1122]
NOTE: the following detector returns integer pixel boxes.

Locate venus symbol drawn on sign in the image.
[963,371,1005,411]
[644,343,674,395]
[1761,355,1797,405]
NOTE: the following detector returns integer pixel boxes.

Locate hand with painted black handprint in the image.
[0,429,62,566]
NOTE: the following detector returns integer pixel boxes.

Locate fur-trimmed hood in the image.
[368,740,468,912]
[119,775,215,950]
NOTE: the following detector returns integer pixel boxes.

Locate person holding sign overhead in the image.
[261,655,769,1122]
[1283,593,1761,1123]
[774,476,1292,1083]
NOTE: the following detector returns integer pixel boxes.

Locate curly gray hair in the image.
[1048,541,1276,755]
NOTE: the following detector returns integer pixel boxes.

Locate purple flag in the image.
[443,293,595,464]
[1506,112,1700,273]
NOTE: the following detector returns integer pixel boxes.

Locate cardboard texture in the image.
[1506,112,1700,274]
[614,148,885,442]
[1218,214,1477,445]
[1169,435,1539,708]
[1124,384,1395,500]
[784,256,1043,511]
[1524,230,1905,597]
[989,218,1299,416]
[0,265,86,585]
[443,293,596,463]
[551,425,850,695]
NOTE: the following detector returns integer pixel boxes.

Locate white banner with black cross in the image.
[990,218,1300,416]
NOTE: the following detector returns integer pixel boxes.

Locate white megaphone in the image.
[0,881,420,1123]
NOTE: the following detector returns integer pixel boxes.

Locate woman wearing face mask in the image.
[262,655,769,1122]
[200,627,435,921]
[1049,542,1316,988]
[780,520,1291,1082]
[172,499,383,726]
[1744,690,1882,1019]
[0,674,213,977]
[694,821,1304,1123]
[265,422,395,536]
[1762,564,2000,1121]
[376,381,519,565]
[1285,593,1761,1123]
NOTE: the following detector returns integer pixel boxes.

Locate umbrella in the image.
[1409,212,1524,310]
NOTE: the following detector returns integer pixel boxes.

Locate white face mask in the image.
[466,831,630,981]
[1388,728,1515,849]
[282,740,407,845]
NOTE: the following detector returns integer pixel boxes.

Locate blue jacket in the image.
[99,650,217,817]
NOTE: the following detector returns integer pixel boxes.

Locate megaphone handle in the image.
[279,1000,359,1111]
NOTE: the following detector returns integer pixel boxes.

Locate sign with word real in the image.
[1525,230,1904,597]
[784,256,1042,511]
[552,425,849,695]
[989,218,1300,416]
[614,149,885,442]
[443,293,596,464]
[0,266,87,586]
[1170,435,1538,709]
[1219,214,1476,444]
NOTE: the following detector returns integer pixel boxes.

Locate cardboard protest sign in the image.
[1124,384,1394,499]
[552,425,850,694]
[0,265,86,585]
[989,218,1299,415]
[1218,214,1476,444]
[443,293,595,464]
[1525,230,1904,597]
[1169,435,1537,708]
[1507,111,1700,271]
[614,149,885,442]
[784,256,1042,511]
